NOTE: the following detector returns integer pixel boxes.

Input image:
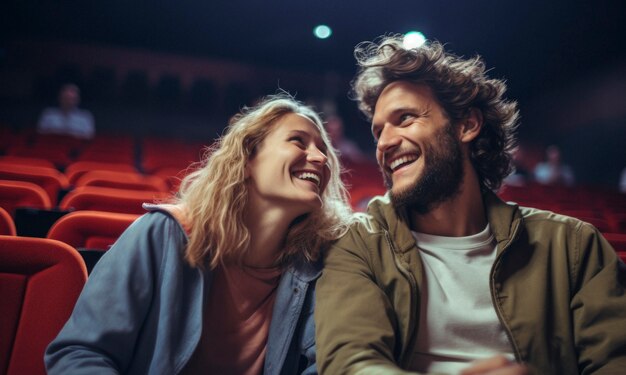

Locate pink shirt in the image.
[181,263,282,375]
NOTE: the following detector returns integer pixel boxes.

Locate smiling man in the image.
[315,35,626,374]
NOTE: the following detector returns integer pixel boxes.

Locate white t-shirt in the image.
[409,225,514,374]
[37,107,95,139]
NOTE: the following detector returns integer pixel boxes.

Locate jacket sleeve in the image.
[44,213,172,374]
[570,222,626,374]
[315,226,418,375]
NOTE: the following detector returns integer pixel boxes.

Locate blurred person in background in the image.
[45,94,353,374]
[533,144,575,187]
[325,114,368,164]
[502,145,531,187]
[37,83,95,139]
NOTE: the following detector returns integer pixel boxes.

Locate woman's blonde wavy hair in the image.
[174,93,353,270]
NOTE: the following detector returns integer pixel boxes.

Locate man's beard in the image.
[384,122,464,214]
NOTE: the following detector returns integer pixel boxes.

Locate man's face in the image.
[371,81,464,213]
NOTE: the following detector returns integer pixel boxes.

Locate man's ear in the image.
[458,108,483,143]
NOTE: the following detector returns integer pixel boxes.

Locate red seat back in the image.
[59,186,168,215]
[65,161,137,186]
[0,164,69,206]
[603,232,626,253]
[48,210,139,249]
[0,235,87,375]
[0,180,52,217]
[75,170,169,192]
[0,207,16,235]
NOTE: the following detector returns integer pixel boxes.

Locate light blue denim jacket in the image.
[45,210,320,374]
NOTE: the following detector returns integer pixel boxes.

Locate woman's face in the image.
[246,113,330,216]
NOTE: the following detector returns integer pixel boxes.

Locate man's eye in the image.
[399,114,414,123]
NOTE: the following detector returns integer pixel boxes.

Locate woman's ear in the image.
[458,108,483,143]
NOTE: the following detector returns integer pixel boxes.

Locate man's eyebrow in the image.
[372,106,420,128]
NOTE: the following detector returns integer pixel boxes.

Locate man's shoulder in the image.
[517,205,601,242]
[519,205,584,227]
[349,196,396,231]
[334,197,398,249]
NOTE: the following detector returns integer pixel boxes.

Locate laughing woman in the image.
[45,94,353,375]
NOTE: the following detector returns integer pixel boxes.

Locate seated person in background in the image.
[325,114,368,163]
[533,144,575,186]
[502,146,531,187]
[37,83,95,139]
[45,94,353,374]
[315,35,626,374]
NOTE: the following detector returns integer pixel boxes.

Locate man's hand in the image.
[459,355,531,375]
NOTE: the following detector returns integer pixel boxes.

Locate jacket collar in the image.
[286,254,323,282]
[367,190,523,254]
[483,190,524,254]
[367,193,417,254]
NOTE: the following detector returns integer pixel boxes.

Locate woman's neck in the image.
[243,202,295,268]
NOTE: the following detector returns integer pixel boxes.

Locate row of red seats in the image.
[2,154,625,231]
[497,183,626,234]
[0,160,188,215]
[1,131,205,173]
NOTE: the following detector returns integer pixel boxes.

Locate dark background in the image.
[1,0,625,186]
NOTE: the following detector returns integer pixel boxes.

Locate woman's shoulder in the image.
[141,203,191,237]
[109,207,188,260]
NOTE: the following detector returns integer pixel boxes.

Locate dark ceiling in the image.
[2,0,626,101]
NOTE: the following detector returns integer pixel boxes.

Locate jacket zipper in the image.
[489,219,523,362]
[384,230,419,368]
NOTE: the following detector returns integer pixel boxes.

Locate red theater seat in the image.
[0,163,69,206]
[0,235,87,375]
[0,207,16,235]
[603,233,626,253]
[0,180,52,217]
[48,210,139,250]
[152,166,194,192]
[75,170,169,192]
[350,184,387,212]
[0,156,56,169]
[65,161,137,186]
[59,186,169,215]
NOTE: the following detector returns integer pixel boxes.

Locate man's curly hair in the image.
[351,35,520,190]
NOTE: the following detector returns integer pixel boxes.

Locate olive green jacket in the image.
[316,192,626,374]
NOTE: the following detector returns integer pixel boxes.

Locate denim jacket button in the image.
[293,288,299,294]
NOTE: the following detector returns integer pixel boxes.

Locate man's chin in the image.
[389,184,415,207]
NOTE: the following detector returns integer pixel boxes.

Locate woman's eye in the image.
[289,136,306,147]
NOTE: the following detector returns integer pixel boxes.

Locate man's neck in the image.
[410,167,487,237]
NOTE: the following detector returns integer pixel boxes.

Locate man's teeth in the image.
[389,155,417,171]
[297,172,321,186]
